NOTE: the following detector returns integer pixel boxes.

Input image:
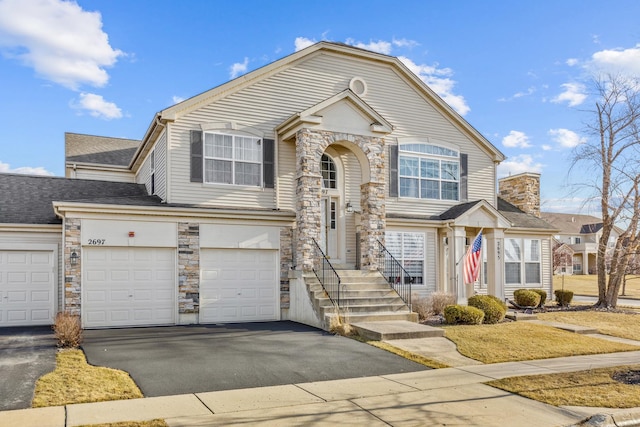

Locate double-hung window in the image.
[398,143,459,200]
[505,238,541,285]
[385,232,425,285]
[203,133,262,186]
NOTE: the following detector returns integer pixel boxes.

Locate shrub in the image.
[554,290,574,307]
[443,305,484,325]
[530,289,547,307]
[513,289,541,308]
[53,312,83,348]
[411,294,432,321]
[468,295,507,324]
[428,291,456,315]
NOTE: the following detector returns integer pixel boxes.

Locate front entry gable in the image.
[276,90,393,141]
[439,200,511,229]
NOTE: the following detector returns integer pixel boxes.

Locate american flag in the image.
[463,231,483,284]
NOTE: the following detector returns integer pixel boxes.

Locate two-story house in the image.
[0,42,556,329]
[541,212,620,275]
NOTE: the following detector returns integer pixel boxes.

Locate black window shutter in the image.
[263,138,275,188]
[460,153,468,201]
[190,130,203,182]
[389,144,398,197]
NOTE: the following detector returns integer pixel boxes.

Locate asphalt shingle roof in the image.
[65,133,140,167]
[0,173,158,225]
[498,198,557,230]
[540,212,603,234]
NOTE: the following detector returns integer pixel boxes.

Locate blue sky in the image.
[1,0,639,215]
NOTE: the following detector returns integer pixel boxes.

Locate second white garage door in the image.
[200,249,278,324]
[83,247,175,328]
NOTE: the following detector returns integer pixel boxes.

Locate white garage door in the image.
[83,247,175,328]
[200,249,278,323]
[0,250,55,327]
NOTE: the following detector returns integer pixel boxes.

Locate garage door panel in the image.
[200,249,278,324]
[83,247,175,328]
[0,249,54,327]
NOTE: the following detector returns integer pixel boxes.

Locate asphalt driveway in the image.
[82,321,428,397]
[0,326,57,411]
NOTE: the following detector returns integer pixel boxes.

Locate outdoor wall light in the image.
[346,201,353,213]
[70,251,78,265]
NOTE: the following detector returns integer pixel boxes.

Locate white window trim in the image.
[203,131,263,187]
[398,143,460,201]
[505,238,542,285]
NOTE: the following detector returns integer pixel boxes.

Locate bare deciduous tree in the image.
[572,74,640,308]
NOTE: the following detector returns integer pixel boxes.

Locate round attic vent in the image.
[349,77,368,96]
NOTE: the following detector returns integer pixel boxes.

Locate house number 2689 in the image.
[87,239,106,245]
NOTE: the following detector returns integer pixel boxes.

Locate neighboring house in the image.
[0,42,556,329]
[541,212,620,275]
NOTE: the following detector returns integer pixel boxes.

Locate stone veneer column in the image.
[178,223,199,320]
[279,227,293,309]
[360,182,386,270]
[64,218,81,315]
[295,129,323,272]
[294,128,386,272]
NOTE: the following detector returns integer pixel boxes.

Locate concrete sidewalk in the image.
[3,350,640,427]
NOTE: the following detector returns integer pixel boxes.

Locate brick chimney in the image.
[498,172,541,218]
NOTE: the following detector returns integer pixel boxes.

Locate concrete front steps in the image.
[304,270,418,328]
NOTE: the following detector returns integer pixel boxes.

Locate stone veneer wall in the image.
[498,173,541,218]
[64,218,81,315]
[279,227,293,309]
[178,222,199,314]
[294,128,386,271]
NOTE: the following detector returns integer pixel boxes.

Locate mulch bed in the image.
[612,370,640,385]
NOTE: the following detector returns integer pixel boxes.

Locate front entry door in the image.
[320,196,339,261]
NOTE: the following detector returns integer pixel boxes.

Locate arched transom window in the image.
[321,154,337,189]
[399,143,459,200]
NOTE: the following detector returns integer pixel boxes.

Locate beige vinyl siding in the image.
[503,234,552,300]
[277,139,297,210]
[71,168,135,183]
[155,132,167,200]
[165,51,497,209]
[340,149,361,265]
[0,229,62,315]
[137,149,151,191]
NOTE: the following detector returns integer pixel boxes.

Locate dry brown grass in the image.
[538,311,640,341]
[32,349,143,407]
[553,274,640,299]
[77,421,168,427]
[488,365,640,408]
[443,322,639,364]
[367,341,450,369]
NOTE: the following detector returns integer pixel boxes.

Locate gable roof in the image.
[133,41,505,169]
[0,173,155,225]
[65,132,140,167]
[540,212,603,234]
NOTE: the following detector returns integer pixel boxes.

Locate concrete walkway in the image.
[3,319,640,427]
[2,349,640,426]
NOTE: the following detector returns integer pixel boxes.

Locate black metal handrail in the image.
[312,239,341,307]
[377,239,413,308]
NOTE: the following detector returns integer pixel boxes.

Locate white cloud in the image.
[548,128,586,148]
[541,197,600,215]
[566,58,579,66]
[499,87,536,102]
[0,0,123,90]
[497,154,543,178]
[502,130,531,148]
[0,160,53,176]
[399,56,470,116]
[590,43,640,75]
[392,38,419,49]
[552,82,587,107]
[172,96,185,104]
[294,36,316,52]
[73,92,122,119]
[345,38,392,54]
[542,144,552,151]
[229,57,249,79]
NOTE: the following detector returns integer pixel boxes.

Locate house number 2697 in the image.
[87,239,106,245]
